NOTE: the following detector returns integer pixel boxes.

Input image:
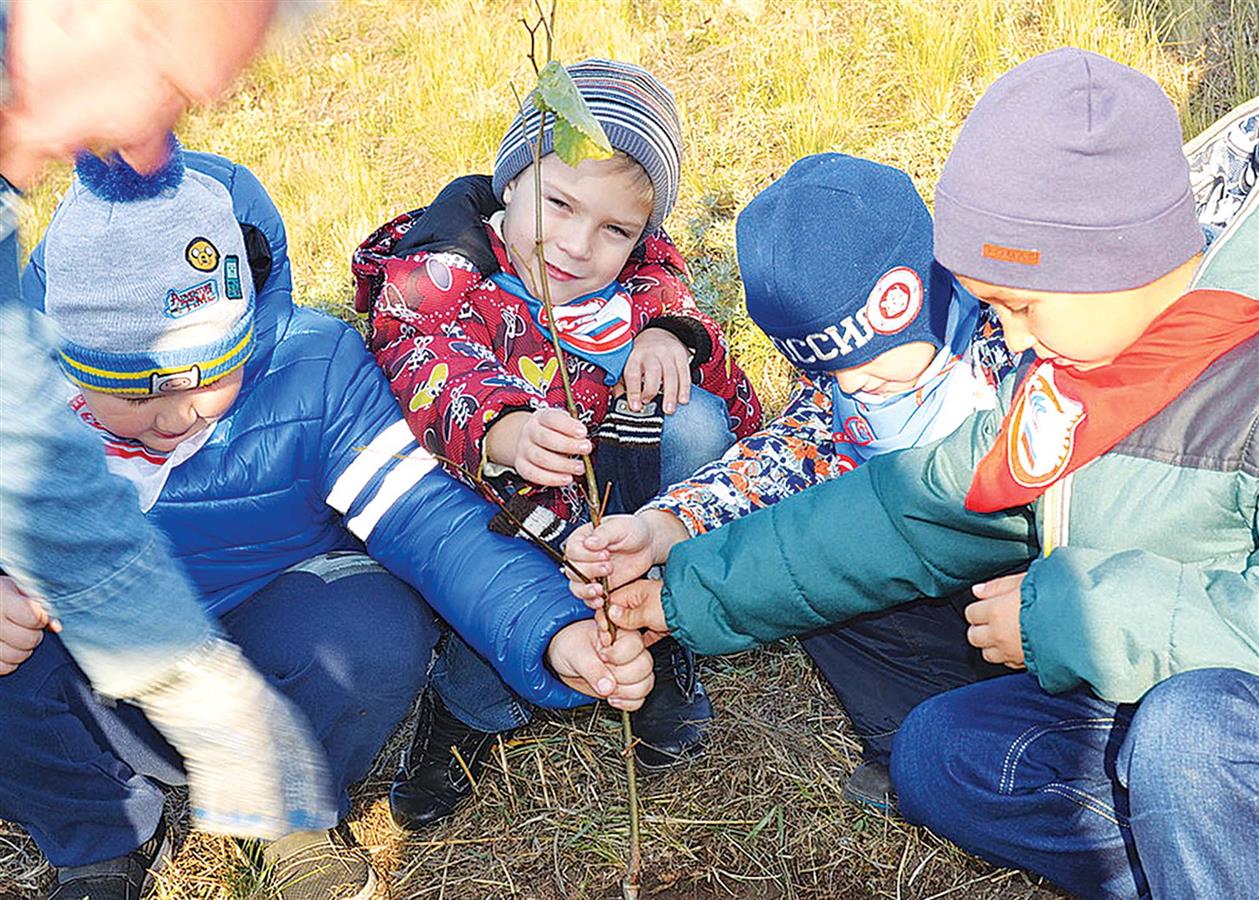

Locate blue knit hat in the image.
[492,58,683,236]
[44,140,254,395]
[738,153,951,375]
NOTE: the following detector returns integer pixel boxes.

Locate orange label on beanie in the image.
[981,243,1041,266]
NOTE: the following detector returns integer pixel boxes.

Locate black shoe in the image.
[46,816,169,900]
[389,688,501,830]
[630,636,712,771]
[842,760,898,815]
[261,825,376,900]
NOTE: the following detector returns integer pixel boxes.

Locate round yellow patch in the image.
[185,237,220,272]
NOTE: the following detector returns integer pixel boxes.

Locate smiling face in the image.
[499,152,654,306]
[83,368,243,452]
[830,340,938,397]
[956,257,1199,371]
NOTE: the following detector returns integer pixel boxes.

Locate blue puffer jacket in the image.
[23,152,590,708]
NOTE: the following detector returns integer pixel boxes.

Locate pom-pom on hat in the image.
[738,153,952,376]
[934,48,1203,292]
[492,58,683,237]
[44,138,255,395]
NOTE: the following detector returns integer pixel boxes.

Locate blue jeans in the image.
[891,669,1259,899]
[0,189,212,699]
[0,552,437,867]
[434,387,735,731]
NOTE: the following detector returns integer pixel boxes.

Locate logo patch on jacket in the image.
[165,280,219,318]
[537,292,634,354]
[1007,363,1085,488]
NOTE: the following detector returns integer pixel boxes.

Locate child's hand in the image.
[623,328,691,414]
[545,620,654,711]
[486,408,592,487]
[0,576,60,676]
[965,573,1027,668]
[606,578,670,636]
[564,510,689,606]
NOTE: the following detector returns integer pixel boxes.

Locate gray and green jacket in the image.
[661,182,1258,706]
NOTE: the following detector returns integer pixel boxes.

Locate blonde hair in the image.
[604,150,655,211]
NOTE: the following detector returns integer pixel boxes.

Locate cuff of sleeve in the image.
[1019,557,1081,695]
[644,315,714,371]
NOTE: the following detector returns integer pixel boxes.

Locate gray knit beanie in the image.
[492,58,683,237]
[45,144,254,395]
[934,48,1203,292]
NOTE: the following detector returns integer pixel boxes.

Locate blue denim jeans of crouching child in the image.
[890,668,1259,900]
[0,182,215,700]
[0,552,437,867]
[432,387,737,732]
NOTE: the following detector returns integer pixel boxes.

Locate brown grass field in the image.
[3,0,1255,897]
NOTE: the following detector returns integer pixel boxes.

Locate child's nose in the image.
[556,223,593,261]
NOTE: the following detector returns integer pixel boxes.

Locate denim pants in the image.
[0,187,213,699]
[433,387,736,731]
[0,552,437,867]
[891,668,1259,899]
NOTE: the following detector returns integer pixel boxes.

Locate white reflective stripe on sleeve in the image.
[326,419,415,514]
[345,446,439,541]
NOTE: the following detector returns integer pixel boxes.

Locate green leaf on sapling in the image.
[534,60,613,166]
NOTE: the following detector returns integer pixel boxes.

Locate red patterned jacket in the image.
[353,210,762,523]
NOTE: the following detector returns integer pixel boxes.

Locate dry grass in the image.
[4,645,1067,899]
[3,0,1252,896]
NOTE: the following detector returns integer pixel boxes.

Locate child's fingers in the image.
[966,623,994,649]
[623,355,644,412]
[638,357,663,411]
[2,594,50,631]
[660,360,679,415]
[675,354,692,406]
[963,597,993,625]
[533,423,591,457]
[565,650,616,698]
[536,407,588,439]
[607,586,668,633]
[600,628,646,666]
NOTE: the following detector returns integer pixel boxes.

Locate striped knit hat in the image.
[44,142,254,395]
[492,58,683,236]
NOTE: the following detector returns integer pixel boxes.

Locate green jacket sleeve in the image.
[660,399,1040,655]
[1021,516,1259,703]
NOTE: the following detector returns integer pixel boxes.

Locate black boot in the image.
[630,636,712,771]
[389,688,501,830]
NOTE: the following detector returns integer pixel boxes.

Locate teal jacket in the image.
[662,196,1258,705]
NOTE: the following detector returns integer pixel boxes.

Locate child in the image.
[566,152,1021,810]
[606,50,1258,899]
[4,145,651,900]
[353,59,763,828]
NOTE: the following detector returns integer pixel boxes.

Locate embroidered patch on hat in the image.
[865,266,923,335]
[185,237,220,272]
[165,280,220,318]
[224,255,243,299]
[1007,362,1085,488]
[981,242,1041,266]
[149,366,203,394]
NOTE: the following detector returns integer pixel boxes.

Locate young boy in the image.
[353,59,762,828]
[5,145,651,900]
[566,151,1021,810]
[605,49,1258,898]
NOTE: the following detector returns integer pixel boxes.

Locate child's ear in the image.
[502,179,517,206]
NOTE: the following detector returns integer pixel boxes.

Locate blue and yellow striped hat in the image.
[44,143,254,396]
